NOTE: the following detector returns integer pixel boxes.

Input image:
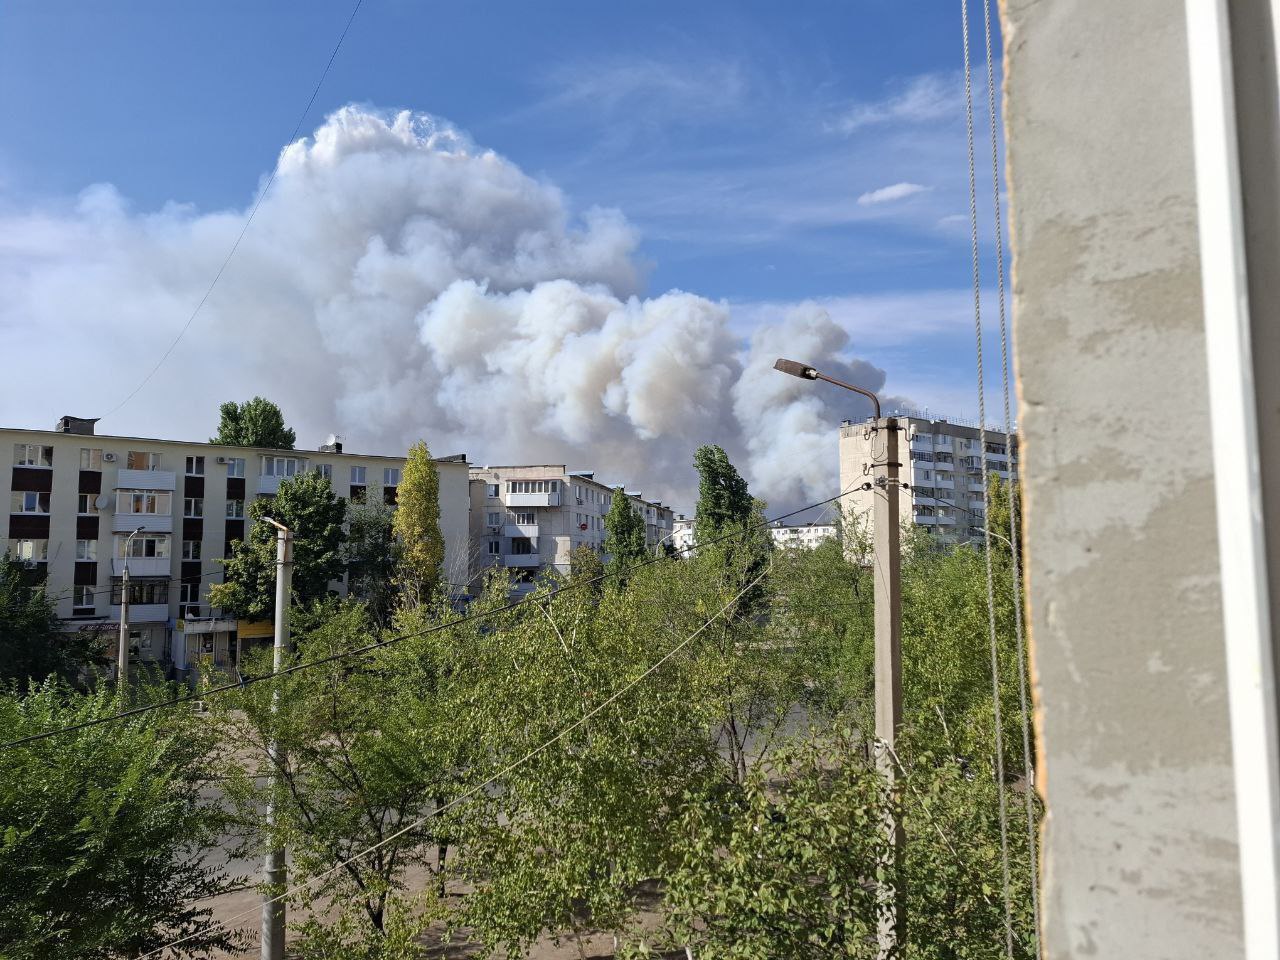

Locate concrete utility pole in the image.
[260,517,293,960]
[772,359,904,956]
[117,526,144,686]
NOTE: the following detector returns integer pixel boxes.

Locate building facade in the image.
[3,418,470,676]
[838,415,1016,547]
[468,465,676,589]
[769,522,837,550]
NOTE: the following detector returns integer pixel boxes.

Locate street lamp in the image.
[117,525,145,686]
[774,358,904,956]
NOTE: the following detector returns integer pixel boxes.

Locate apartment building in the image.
[468,465,676,589]
[770,522,837,550]
[3,417,470,677]
[838,414,1017,547]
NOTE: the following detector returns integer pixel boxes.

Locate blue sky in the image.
[0,1,1009,508]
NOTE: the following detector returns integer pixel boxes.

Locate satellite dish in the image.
[94,494,111,511]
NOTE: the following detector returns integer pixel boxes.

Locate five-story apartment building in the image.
[3,417,470,677]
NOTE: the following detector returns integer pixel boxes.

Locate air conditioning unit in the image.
[103,452,117,462]
[215,456,227,465]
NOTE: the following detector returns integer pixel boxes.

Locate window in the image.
[117,534,170,558]
[486,483,499,499]
[126,451,161,471]
[112,580,169,605]
[182,540,202,560]
[13,444,52,467]
[263,456,300,478]
[383,467,401,486]
[486,512,501,526]
[515,512,535,526]
[117,490,171,515]
[314,463,332,481]
[510,538,534,555]
[226,457,246,478]
[72,585,94,612]
[80,448,103,470]
[179,582,200,605]
[183,497,203,518]
[77,493,99,515]
[185,455,205,476]
[75,539,97,561]
[507,480,557,494]
[8,539,48,562]
[487,540,500,555]
[349,487,366,504]
[11,491,50,514]
[350,465,366,485]
[225,499,244,519]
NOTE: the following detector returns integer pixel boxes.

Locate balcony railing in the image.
[111,556,171,578]
[112,513,173,533]
[506,491,560,508]
[502,523,539,539]
[109,603,169,623]
[114,469,176,491]
[503,553,541,567]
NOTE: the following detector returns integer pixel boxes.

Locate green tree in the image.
[210,396,296,449]
[209,471,346,621]
[345,498,399,626]
[0,682,243,958]
[567,543,605,588]
[0,553,99,687]
[692,444,752,543]
[603,488,647,578]
[392,440,446,607]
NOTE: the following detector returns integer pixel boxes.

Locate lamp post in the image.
[773,358,904,957]
[117,526,145,687]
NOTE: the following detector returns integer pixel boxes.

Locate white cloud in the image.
[0,105,893,511]
[830,72,965,135]
[857,182,929,206]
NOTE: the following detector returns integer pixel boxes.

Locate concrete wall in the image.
[1002,0,1245,955]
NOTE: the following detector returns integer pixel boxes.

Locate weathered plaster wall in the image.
[1001,0,1245,955]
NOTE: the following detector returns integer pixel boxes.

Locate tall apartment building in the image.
[468,465,676,589]
[3,418,470,677]
[838,415,1017,547]
[770,522,837,550]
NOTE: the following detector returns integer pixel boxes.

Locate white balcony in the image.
[110,603,169,623]
[914,514,938,525]
[503,523,539,539]
[178,616,237,634]
[934,477,956,490]
[112,556,171,578]
[113,513,173,534]
[937,515,957,526]
[506,491,560,508]
[115,469,176,491]
[503,554,541,567]
[257,475,282,495]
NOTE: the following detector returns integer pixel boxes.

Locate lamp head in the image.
[773,358,819,380]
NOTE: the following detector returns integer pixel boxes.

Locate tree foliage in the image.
[0,553,99,687]
[0,682,242,959]
[210,396,296,449]
[209,471,346,621]
[345,498,399,626]
[392,440,446,606]
[603,488,647,578]
[692,444,751,543]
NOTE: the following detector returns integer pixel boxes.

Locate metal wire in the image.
[961,1,1016,955]
[133,564,772,960]
[980,0,1042,951]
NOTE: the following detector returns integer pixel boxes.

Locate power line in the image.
[133,563,772,960]
[980,0,1041,947]
[0,491,842,753]
[100,0,364,420]
[960,2,1017,958]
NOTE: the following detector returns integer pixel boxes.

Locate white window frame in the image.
[225,499,245,519]
[350,465,366,486]
[226,457,246,478]
[314,463,332,481]
[11,491,51,514]
[182,540,202,560]
[117,490,171,516]
[262,456,300,478]
[9,538,48,562]
[72,584,95,611]
[383,467,401,486]
[183,497,203,519]
[487,540,501,555]
[80,448,103,470]
[126,451,161,471]
[13,443,52,468]
[77,493,99,516]
[117,534,170,559]
[185,455,205,476]
[75,539,97,561]
[515,512,535,526]
[486,511,501,526]
[486,483,499,499]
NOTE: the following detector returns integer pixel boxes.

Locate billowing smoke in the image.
[0,106,896,511]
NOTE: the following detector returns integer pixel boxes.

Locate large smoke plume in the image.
[0,107,895,510]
